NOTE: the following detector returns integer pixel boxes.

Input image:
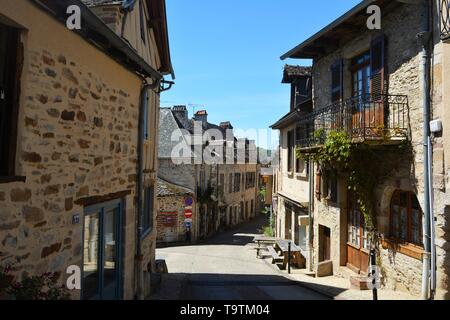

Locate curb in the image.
[259,254,343,300]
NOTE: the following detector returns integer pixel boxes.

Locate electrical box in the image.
[430,119,442,133]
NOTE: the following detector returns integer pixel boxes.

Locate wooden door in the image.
[351,36,386,139]
[347,193,369,274]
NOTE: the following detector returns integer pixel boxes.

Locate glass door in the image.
[82,200,122,300]
[347,193,369,274]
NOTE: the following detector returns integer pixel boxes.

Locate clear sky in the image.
[162,0,361,147]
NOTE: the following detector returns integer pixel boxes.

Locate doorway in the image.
[319,225,331,262]
[82,199,123,300]
[347,193,369,274]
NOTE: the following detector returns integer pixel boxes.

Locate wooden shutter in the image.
[315,168,322,200]
[370,35,386,100]
[331,59,343,103]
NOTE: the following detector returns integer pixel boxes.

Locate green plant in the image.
[298,130,412,235]
[258,187,267,201]
[7,272,70,300]
[263,226,274,237]
[197,183,216,205]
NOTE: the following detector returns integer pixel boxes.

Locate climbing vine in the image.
[297,130,411,238]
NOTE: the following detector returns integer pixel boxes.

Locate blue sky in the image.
[162,0,361,146]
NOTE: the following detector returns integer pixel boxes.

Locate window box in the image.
[381,238,424,261]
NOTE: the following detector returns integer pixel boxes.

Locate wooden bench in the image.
[267,246,283,264]
[275,240,305,270]
[253,236,279,259]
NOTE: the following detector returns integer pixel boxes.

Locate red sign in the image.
[163,215,177,227]
[185,213,193,218]
[160,212,177,216]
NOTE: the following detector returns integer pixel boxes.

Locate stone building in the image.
[271,66,313,264]
[0,0,173,300]
[156,178,195,244]
[275,0,450,299]
[158,106,259,242]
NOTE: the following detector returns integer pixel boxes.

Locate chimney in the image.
[193,110,208,126]
[172,105,189,128]
[219,121,233,130]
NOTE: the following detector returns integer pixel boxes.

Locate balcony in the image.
[440,0,450,40]
[296,94,409,150]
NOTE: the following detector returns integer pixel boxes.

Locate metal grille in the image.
[440,0,450,40]
[296,94,409,149]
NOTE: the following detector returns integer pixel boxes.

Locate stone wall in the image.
[310,4,427,296]
[157,195,195,243]
[0,1,159,300]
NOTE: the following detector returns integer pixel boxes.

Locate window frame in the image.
[287,130,294,173]
[0,23,23,181]
[389,190,423,247]
[142,185,154,236]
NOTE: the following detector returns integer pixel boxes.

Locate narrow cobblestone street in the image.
[151,215,329,300]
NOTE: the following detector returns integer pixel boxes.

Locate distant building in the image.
[157,106,259,243]
[156,178,195,244]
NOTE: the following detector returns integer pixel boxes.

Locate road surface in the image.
[152,215,329,300]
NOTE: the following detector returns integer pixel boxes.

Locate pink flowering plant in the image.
[6,271,70,300]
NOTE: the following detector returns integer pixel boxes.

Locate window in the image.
[245,172,256,189]
[219,173,224,195]
[351,51,371,101]
[329,171,338,204]
[143,186,154,234]
[322,170,338,204]
[139,0,146,44]
[370,35,386,100]
[0,23,22,178]
[295,127,302,173]
[331,60,343,103]
[390,191,423,246]
[234,173,241,192]
[228,173,233,193]
[287,130,294,172]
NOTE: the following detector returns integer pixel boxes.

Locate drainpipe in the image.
[417,0,432,300]
[308,159,314,272]
[135,79,161,300]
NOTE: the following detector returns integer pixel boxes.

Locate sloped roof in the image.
[280,0,401,60]
[282,65,312,83]
[81,0,123,6]
[157,177,194,197]
[158,108,194,159]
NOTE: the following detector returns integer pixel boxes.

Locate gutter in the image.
[31,0,163,81]
[135,79,162,300]
[280,0,378,60]
[415,0,433,300]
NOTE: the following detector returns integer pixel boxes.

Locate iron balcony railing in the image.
[440,0,450,40]
[296,94,409,149]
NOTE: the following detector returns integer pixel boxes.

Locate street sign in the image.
[184,218,193,223]
[185,213,193,218]
[185,197,194,207]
